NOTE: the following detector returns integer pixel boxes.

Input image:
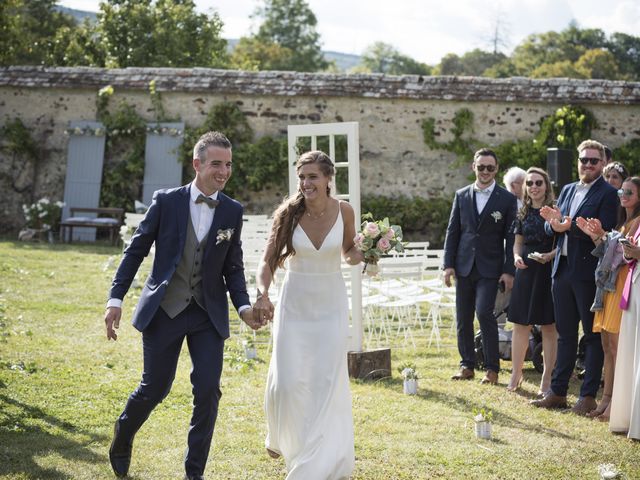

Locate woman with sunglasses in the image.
[576,177,640,422]
[507,167,557,394]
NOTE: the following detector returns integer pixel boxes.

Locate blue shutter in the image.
[142,123,184,205]
[62,121,106,241]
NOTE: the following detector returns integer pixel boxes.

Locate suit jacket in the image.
[109,184,250,339]
[546,176,619,280]
[443,183,517,278]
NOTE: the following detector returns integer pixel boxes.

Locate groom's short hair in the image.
[193,131,232,161]
[473,148,498,164]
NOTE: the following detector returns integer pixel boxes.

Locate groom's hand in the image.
[499,273,514,292]
[104,306,122,341]
[254,296,275,325]
[240,308,261,330]
[443,268,455,287]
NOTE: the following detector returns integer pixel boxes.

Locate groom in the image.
[103,131,262,479]
[443,148,517,384]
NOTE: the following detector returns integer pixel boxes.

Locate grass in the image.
[0,239,638,479]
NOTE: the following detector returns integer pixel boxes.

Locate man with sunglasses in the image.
[444,148,517,385]
[533,139,618,414]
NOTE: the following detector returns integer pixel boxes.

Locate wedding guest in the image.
[533,139,618,414]
[575,177,640,421]
[603,161,629,190]
[103,131,262,479]
[507,167,557,395]
[504,166,526,209]
[609,218,640,440]
[253,151,364,478]
[443,148,517,385]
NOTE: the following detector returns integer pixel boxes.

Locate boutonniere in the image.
[216,228,235,245]
[490,211,502,223]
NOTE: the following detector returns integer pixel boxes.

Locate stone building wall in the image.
[1,66,639,232]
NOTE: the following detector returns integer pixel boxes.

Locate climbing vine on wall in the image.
[0,118,40,195]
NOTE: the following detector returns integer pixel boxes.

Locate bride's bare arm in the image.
[255,229,278,322]
[341,202,365,266]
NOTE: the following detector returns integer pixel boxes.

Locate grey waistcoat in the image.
[160,216,208,318]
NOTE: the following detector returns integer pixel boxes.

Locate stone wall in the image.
[1,66,639,232]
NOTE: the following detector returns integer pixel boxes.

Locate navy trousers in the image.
[115,302,224,476]
[551,257,603,397]
[455,266,500,373]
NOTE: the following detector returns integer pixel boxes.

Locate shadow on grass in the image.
[362,377,577,441]
[0,393,108,479]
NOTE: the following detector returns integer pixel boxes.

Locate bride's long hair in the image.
[267,150,335,273]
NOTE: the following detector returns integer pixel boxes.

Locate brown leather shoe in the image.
[570,396,597,416]
[451,367,475,380]
[530,392,568,409]
[480,370,498,385]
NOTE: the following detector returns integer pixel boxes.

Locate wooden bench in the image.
[60,207,124,245]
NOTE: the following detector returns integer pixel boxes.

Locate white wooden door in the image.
[287,122,363,352]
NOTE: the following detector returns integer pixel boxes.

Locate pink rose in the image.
[383,228,395,240]
[364,222,380,238]
[377,237,391,252]
[354,232,366,249]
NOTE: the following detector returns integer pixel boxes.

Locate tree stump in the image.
[347,348,391,380]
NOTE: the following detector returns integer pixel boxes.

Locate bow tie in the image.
[195,194,219,208]
[474,186,491,194]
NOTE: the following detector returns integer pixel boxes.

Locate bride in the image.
[254,150,364,479]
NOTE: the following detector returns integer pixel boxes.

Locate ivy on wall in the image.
[0,118,39,195]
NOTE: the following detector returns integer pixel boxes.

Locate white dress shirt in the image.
[474,181,496,215]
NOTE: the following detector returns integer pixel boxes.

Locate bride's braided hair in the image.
[268,151,335,273]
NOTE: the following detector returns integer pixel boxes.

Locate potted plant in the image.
[21,198,64,242]
[598,464,623,479]
[398,362,419,395]
[473,408,493,439]
[242,335,257,360]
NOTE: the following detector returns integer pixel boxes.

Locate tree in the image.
[436,53,465,75]
[96,0,228,68]
[252,0,328,72]
[0,0,76,66]
[360,42,430,75]
[229,36,293,71]
[530,60,588,79]
[575,49,621,79]
[607,33,640,80]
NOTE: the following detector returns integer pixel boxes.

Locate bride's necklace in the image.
[305,204,327,220]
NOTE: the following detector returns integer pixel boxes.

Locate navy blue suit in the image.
[109,184,249,476]
[546,176,618,398]
[444,184,517,372]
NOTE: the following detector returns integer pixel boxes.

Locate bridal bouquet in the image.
[354,213,404,276]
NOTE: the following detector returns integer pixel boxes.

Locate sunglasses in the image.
[475,165,496,172]
[526,180,544,187]
[618,188,634,197]
[579,157,601,166]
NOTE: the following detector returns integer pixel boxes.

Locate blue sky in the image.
[58,0,640,64]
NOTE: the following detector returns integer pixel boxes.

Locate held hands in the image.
[240,308,263,331]
[253,294,275,327]
[104,306,122,341]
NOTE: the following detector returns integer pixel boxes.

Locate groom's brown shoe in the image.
[570,396,597,416]
[451,367,475,380]
[109,421,133,477]
[530,391,567,409]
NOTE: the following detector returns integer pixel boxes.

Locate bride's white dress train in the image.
[265,208,355,479]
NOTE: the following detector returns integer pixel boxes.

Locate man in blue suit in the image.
[533,139,618,414]
[103,131,262,479]
[443,148,517,385]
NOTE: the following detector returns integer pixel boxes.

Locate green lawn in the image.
[0,240,637,479]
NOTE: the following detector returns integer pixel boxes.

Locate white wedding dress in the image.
[265,207,355,479]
